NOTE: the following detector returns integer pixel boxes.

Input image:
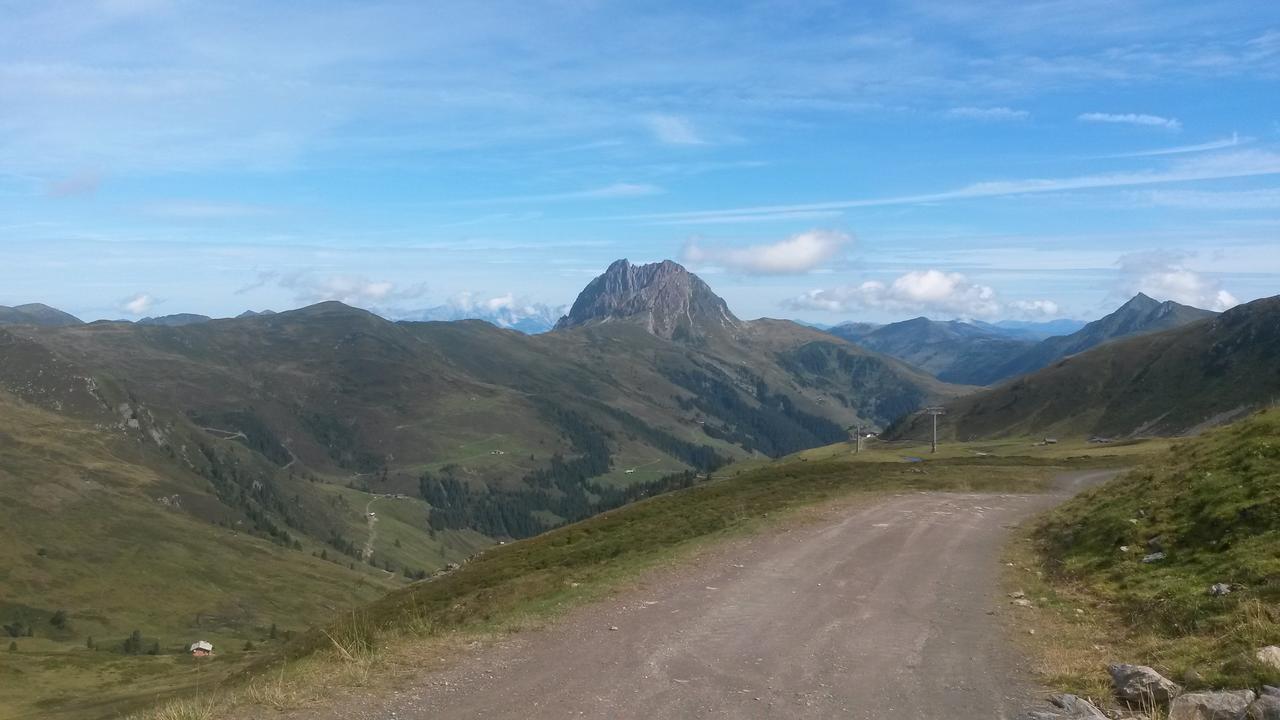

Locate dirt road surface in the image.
[301,471,1114,720]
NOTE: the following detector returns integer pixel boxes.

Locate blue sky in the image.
[2,0,1278,323]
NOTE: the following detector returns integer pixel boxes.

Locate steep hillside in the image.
[831,317,1035,385]
[0,302,83,327]
[888,295,1280,440]
[985,293,1216,383]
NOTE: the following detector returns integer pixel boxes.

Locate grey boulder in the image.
[1169,690,1255,720]
[1109,663,1182,707]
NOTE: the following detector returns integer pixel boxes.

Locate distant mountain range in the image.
[888,294,1280,440]
[978,293,1216,383]
[0,258,963,686]
[980,318,1086,340]
[137,312,214,327]
[828,317,1035,385]
[826,293,1214,386]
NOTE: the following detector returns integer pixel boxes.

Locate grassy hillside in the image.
[0,389,411,719]
[1020,409,1280,692]
[888,295,1280,441]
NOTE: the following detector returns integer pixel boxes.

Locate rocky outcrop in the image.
[1109,663,1182,707]
[554,259,740,341]
[1169,690,1255,720]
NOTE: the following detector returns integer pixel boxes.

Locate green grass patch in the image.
[1027,408,1280,691]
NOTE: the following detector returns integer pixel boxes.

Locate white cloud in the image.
[946,106,1030,121]
[121,292,155,315]
[238,271,428,308]
[1078,112,1181,130]
[683,229,848,274]
[786,269,1059,319]
[787,270,998,316]
[1116,252,1238,311]
[645,114,706,145]
[406,292,565,330]
[620,150,1280,223]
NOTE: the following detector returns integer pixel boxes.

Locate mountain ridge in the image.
[0,302,83,327]
[887,294,1279,440]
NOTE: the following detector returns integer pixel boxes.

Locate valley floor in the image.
[261,471,1115,720]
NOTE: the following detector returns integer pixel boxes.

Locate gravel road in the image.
[299,470,1115,720]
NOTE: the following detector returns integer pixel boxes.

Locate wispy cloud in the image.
[458,183,663,205]
[141,201,278,219]
[618,150,1280,224]
[645,114,706,145]
[236,271,429,308]
[946,106,1030,121]
[683,229,849,274]
[1078,112,1181,130]
[1101,133,1247,158]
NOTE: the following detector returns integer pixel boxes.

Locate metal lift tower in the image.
[924,406,946,453]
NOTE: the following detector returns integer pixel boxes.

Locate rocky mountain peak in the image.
[554,259,740,340]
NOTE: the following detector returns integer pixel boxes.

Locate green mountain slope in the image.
[830,316,1035,385]
[0,258,963,560]
[887,295,1280,440]
[984,293,1216,383]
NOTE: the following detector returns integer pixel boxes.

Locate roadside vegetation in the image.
[120,440,1149,720]
[1009,409,1280,700]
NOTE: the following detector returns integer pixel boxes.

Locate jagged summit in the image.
[554,259,741,340]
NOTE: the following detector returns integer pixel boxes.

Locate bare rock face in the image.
[554,259,740,341]
[1109,663,1182,707]
[1169,690,1255,720]
[1257,646,1280,671]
